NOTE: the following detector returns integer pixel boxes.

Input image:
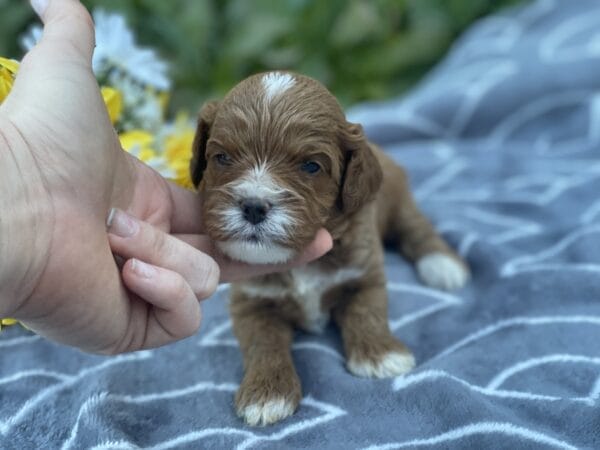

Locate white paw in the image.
[347,352,415,378]
[238,397,296,426]
[417,252,469,291]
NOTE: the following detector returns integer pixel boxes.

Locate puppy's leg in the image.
[396,200,469,290]
[380,162,469,290]
[333,284,415,378]
[231,298,301,426]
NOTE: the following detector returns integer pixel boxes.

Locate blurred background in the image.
[1,0,525,113]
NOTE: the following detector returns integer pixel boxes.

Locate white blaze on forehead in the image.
[262,72,295,102]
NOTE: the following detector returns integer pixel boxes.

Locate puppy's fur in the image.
[191,72,469,426]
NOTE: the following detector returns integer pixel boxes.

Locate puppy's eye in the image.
[301,161,321,174]
[214,153,232,166]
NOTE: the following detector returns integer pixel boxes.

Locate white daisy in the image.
[92,9,170,90]
[20,9,170,91]
[108,72,164,132]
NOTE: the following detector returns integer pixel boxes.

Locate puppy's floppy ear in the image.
[339,121,383,214]
[190,100,220,187]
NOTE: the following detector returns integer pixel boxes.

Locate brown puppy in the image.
[191,72,469,426]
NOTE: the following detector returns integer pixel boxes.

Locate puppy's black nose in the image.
[240,198,271,225]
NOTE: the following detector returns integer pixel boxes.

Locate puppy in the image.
[191,71,469,426]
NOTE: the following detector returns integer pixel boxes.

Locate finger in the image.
[121,258,201,348]
[176,228,333,282]
[107,208,220,300]
[167,180,205,234]
[291,228,334,264]
[28,0,95,66]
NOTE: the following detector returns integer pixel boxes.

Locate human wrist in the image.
[0,114,54,317]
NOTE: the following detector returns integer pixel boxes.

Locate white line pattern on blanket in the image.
[433,316,600,361]
[81,396,345,450]
[486,354,600,390]
[3,0,600,447]
[362,422,577,450]
[0,352,153,435]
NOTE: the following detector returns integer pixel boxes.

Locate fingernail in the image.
[31,0,48,16]
[131,259,156,279]
[106,208,138,238]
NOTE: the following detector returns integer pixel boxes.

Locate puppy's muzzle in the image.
[239,197,272,225]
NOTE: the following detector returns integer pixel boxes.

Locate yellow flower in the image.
[101,86,123,124]
[119,130,158,162]
[0,57,19,104]
[164,116,195,189]
[165,131,194,186]
[0,57,19,74]
[0,318,18,331]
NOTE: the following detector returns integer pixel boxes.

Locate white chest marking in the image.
[290,267,364,333]
[262,72,295,102]
[238,267,365,333]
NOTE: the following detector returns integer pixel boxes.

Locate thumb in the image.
[29,0,95,67]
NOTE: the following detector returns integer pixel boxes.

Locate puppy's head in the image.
[191,71,382,264]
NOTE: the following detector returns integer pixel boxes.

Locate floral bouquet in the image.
[0,9,196,330]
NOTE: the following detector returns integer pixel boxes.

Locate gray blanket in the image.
[2,0,600,448]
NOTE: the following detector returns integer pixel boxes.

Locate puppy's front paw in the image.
[348,351,415,378]
[238,397,297,427]
[235,368,301,426]
[417,252,469,291]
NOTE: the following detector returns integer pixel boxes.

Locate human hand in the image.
[0,0,331,353]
